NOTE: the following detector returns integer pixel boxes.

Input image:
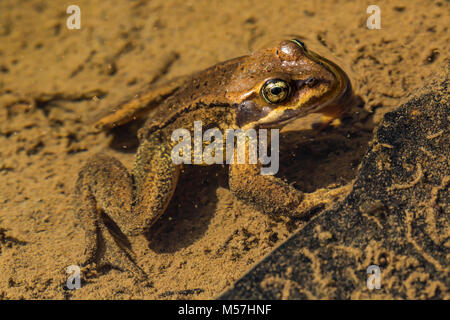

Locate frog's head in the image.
[226,39,353,129]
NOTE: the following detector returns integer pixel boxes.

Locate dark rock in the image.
[220,75,449,299]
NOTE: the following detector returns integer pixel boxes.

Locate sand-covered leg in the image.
[74,135,180,280]
[130,137,181,234]
[228,140,323,217]
[229,161,306,217]
[229,162,327,217]
[74,153,147,280]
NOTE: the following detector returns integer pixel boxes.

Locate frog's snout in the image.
[334,74,354,110]
[317,66,355,117]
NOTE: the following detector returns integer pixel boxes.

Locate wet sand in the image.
[0,0,448,299]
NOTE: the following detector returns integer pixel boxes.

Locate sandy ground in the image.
[0,0,448,299]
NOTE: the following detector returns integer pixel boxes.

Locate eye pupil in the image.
[271,87,282,95]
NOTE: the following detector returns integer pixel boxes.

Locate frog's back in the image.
[143,57,243,131]
[93,57,243,133]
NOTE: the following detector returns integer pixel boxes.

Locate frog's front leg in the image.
[73,135,179,280]
[228,146,324,217]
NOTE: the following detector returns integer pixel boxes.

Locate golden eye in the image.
[260,79,291,104]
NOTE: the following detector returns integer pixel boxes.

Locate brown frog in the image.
[74,39,353,279]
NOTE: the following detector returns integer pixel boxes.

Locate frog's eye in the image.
[260,79,291,104]
[289,39,307,51]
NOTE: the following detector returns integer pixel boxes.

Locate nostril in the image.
[294,77,320,90]
[305,77,318,87]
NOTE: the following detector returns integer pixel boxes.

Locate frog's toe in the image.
[99,222,148,281]
[82,219,148,281]
[293,187,349,218]
[294,196,325,217]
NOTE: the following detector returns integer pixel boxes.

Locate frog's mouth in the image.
[254,53,353,129]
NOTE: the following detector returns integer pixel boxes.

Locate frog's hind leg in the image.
[74,154,148,280]
[74,138,180,280]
